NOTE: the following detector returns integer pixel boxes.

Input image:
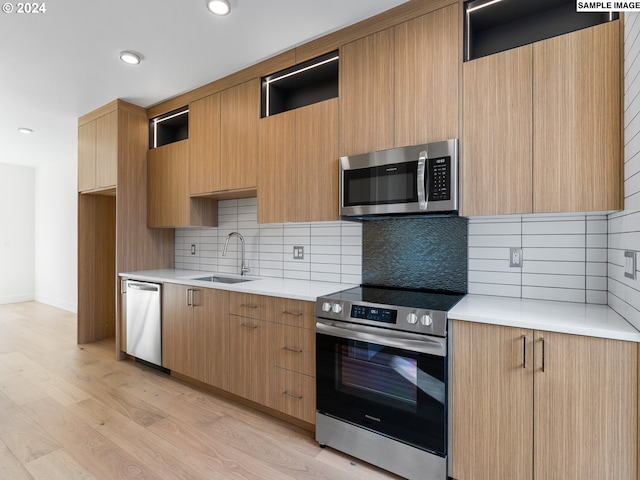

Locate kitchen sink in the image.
[191,275,256,284]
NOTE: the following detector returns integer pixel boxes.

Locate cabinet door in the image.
[220,79,259,191]
[533,331,637,480]
[229,315,270,405]
[258,110,296,224]
[533,22,621,213]
[162,283,193,375]
[192,288,229,390]
[452,321,533,480]
[394,4,459,147]
[189,94,221,194]
[78,120,97,192]
[147,141,189,227]
[461,46,533,216]
[295,99,339,222]
[340,29,394,156]
[96,110,118,189]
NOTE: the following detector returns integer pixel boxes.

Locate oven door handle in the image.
[316,320,446,357]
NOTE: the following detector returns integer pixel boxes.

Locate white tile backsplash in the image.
[468,215,608,304]
[608,14,640,330]
[175,199,362,285]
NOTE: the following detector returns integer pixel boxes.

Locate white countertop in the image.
[449,294,640,342]
[119,269,357,302]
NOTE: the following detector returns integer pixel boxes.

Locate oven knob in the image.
[407,312,418,325]
[420,314,433,327]
[332,303,343,314]
[322,302,332,313]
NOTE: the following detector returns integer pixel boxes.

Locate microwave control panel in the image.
[428,156,451,202]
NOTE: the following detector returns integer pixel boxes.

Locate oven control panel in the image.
[316,301,446,337]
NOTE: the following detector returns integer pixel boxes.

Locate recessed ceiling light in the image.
[119,51,141,65]
[18,127,33,134]
[207,0,230,16]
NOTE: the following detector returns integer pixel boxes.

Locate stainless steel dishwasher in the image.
[123,279,162,367]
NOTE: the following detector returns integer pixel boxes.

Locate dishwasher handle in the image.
[126,281,161,292]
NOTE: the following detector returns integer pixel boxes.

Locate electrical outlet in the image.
[510,248,523,268]
[293,246,304,259]
[191,244,196,255]
[625,251,637,280]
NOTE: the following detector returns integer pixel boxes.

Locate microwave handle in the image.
[417,151,429,211]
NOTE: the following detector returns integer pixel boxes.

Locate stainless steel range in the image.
[315,285,463,480]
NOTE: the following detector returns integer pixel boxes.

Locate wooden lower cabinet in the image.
[451,320,638,480]
[163,283,229,390]
[229,315,271,405]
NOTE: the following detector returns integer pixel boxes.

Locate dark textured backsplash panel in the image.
[362,216,468,293]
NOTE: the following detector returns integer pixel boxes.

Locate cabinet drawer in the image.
[271,324,315,376]
[267,297,315,329]
[229,292,269,319]
[270,367,315,424]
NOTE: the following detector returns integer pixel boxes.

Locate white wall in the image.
[609,13,640,330]
[0,163,35,304]
[33,156,78,312]
[175,198,362,285]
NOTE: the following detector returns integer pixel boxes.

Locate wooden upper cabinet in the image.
[220,79,259,191]
[148,141,190,227]
[296,99,339,222]
[78,121,97,192]
[189,93,221,195]
[394,3,459,147]
[258,110,296,224]
[78,109,118,193]
[258,99,339,224]
[95,110,118,189]
[340,28,394,157]
[148,141,216,228]
[533,21,621,213]
[461,46,533,216]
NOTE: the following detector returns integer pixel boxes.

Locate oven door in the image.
[316,319,447,456]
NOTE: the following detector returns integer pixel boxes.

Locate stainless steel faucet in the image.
[222,232,250,276]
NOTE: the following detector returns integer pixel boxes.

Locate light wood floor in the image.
[0,301,402,480]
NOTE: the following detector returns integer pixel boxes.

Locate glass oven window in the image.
[317,332,447,456]
[340,342,418,413]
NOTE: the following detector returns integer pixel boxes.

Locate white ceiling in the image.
[0,0,410,168]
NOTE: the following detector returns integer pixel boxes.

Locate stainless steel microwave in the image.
[340,139,458,217]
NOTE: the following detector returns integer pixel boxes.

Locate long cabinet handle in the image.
[186,288,192,307]
[282,310,303,317]
[283,391,303,400]
[191,289,199,307]
[240,303,258,309]
[282,346,303,354]
[522,335,527,369]
[541,337,546,373]
[240,323,258,330]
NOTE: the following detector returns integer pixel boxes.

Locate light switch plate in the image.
[191,244,196,255]
[293,246,304,260]
[510,248,523,268]
[625,251,637,279]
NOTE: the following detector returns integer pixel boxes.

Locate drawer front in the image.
[270,367,316,424]
[229,291,269,319]
[267,297,315,328]
[272,324,315,376]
